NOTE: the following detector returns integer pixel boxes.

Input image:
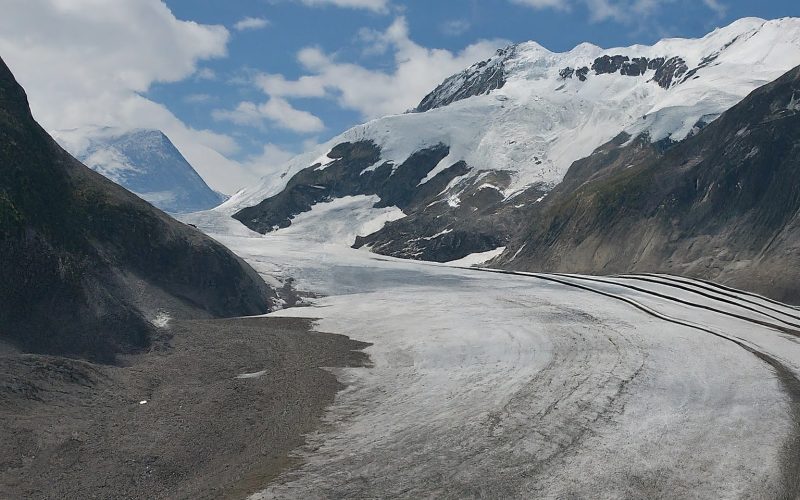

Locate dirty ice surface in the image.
[183,207,800,499]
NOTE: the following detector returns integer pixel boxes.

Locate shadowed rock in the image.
[0,56,274,362]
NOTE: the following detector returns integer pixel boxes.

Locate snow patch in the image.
[423,229,453,240]
[271,196,405,246]
[445,247,506,267]
[313,150,337,171]
[151,311,171,329]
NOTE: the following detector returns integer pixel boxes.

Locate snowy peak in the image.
[415,46,513,112]
[54,127,226,214]
[224,17,800,263]
[415,17,800,114]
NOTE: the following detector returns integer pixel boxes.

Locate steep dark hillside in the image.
[0,57,273,362]
[232,140,533,260]
[502,65,800,304]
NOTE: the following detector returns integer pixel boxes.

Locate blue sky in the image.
[2,0,798,192]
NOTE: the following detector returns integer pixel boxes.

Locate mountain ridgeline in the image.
[0,57,274,362]
[223,17,800,303]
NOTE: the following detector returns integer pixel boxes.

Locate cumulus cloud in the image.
[255,73,327,98]
[510,0,726,23]
[510,0,570,10]
[195,67,218,80]
[237,143,300,188]
[294,0,391,13]
[213,98,325,133]
[701,0,727,16]
[0,0,270,194]
[223,17,506,126]
[234,17,270,31]
[441,19,472,36]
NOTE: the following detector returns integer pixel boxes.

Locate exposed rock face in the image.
[647,57,666,70]
[233,141,460,234]
[58,128,227,214]
[501,65,800,304]
[353,169,541,261]
[580,54,685,88]
[621,57,650,76]
[652,56,689,89]
[415,48,512,112]
[0,57,273,362]
[592,55,630,75]
[231,139,535,261]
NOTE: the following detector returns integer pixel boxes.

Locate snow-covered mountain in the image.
[224,17,800,261]
[54,128,226,214]
[500,62,800,304]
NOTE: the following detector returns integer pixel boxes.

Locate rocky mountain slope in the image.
[54,127,227,214]
[224,17,800,262]
[498,64,800,304]
[0,56,273,362]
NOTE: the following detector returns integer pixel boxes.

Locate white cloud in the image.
[234,17,270,32]
[510,0,725,23]
[441,19,472,36]
[701,0,726,16]
[510,0,570,10]
[232,17,506,123]
[195,68,218,80]
[213,99,325,133]
[0,0,269,194]
[294,0,390,13]
[238,143,300,187]
[255,73,327,98]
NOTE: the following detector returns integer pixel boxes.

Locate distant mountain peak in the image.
[54,127,226,214]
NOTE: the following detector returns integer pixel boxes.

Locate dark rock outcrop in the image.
[0,56,273,362]
[353,168,537,261]
[415,48,512,112]
[647,57,666,71]
[233,141,456,234]
[559,67,575,79]
[621,57,650,77]
[592,55,630,75]
[565,54,688,88]
[500,65,800,304]
[652,56,688,89]
[232,139,534,262]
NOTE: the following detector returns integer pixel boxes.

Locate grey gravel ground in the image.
[0,317,370,500]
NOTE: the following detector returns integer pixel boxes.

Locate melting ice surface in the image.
[181,203,800,499]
